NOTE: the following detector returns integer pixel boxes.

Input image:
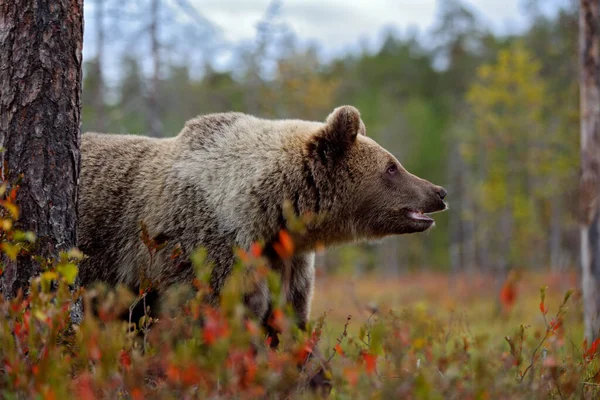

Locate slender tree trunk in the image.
[580,0,600,341]
[379,237,402,276]
[550,196,564,271]
[147,0,162,137]
[448,142,463,274]
[94,0,106,131]
[0,0,83,297]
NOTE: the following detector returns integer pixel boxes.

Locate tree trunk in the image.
[448,141,463,274]
[147,0,162,137]
[94,0,106,131]
[0,0,83,298]
[579,0,600,341]
[379,237,402,276]
[549,195,564,271]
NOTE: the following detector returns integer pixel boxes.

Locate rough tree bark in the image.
[580,0,600,341]
[0,0,83,298]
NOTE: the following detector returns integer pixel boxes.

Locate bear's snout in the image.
[437,186,447,200]
[425,184,448,213]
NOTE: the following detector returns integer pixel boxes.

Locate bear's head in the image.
[304,105,447,244]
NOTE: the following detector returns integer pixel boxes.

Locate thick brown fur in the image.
[77,106,447,330]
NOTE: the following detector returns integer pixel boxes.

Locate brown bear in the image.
[77,105,447,332]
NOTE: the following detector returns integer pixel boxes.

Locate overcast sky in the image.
[82,0,570,81]
[195,0,567,56]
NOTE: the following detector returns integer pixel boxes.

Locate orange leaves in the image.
[342,351,376,385]
[361,351,377,375]
[88,336,102,362]
[166,363,181,382]
[250,242,263,258]
[334,343,344,357]
[130,388,143,400]
[268,308,285,333]
[499,272,519,313]
[548,318,561,333]
[119,349,132,370]
[273,230,294,259]
[296,341,313,364]
[343,367,360,386]
[236,241,263,263]
[167,362,205,386]
[227,349,259,388]
[539,286,548,316]
[74,374,96,400]
[202,307,230,345]
[499,281,516,313]
[584,338,600,363]
[1,186,20,220]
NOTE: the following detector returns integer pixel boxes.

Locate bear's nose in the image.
[437,187,447,200]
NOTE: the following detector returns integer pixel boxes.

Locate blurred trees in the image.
[466,44,550,273]
[80,0,581,274]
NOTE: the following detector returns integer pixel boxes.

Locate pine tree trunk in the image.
[580,0,600,341]
[0,0,83,297]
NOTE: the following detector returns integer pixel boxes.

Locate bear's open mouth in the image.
[407,210,435,223]
[406,202,448,226]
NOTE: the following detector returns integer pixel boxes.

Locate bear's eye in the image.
[386,164,398,175]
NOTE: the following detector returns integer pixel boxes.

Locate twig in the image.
[365,309,377,347]
[582,382,600,387]
[519,332,547,382]
[326,315,351,363]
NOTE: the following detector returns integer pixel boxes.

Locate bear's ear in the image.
[325,105,366,140]
[307,106,365,164]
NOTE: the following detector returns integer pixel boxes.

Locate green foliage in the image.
[462,42,576,269]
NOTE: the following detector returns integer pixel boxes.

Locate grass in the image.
[312,270,583,343]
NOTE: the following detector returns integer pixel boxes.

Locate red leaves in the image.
[250,242,263,258]
[8,186,18,202]
[583,337,600,362]
[202,308,230,345]
[273,230,294,259]
[548,318,561,333]
[499,280,517,313]
[539,302,547,315]
[88,336,102,362]
[236,242,263,263]
[167,362,205,386]
[343,367,360,386]
[130,388,143,400]
[361,351,377,375]
[181,365,204,386]
[296,341,313,364]
[335,343,344,357]
[119,350,132,370]
[74,374,96,400]
[267,308,285,333]
[227,349,259,388]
